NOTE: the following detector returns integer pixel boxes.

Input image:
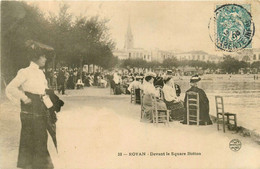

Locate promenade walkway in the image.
[0,87,260,169]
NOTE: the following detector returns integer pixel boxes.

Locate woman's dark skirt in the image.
[164,100,185,121]
[18,92,54,169]
[114,84,122,95]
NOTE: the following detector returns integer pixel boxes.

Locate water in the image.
[173,74,260,131]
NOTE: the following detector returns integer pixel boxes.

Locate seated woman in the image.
[142,72,167,122]
[162,76,185,121]
[182,75,213,125]
[128,76,142,104]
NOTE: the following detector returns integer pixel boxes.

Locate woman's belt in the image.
[21,92,47,114]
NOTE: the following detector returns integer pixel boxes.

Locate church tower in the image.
[124,17,134,49]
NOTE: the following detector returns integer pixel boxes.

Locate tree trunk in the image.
[79,56,83,80]
[52,54,56,88]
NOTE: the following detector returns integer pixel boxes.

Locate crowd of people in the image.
[45,67,212,126]
[111,70,213,125]
[45,68,110,94]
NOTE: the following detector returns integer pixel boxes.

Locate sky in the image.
[29,1,260,55]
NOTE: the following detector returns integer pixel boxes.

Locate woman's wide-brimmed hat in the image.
[25,40,54,59]
[144,72,156,78]
[26,40,54,51]
[190,75,201,83]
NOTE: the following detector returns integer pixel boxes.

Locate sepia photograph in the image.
[1,1,260,169]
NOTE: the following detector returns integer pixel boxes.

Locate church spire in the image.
[124,15,134,49]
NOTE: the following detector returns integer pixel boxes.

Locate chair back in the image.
[131,88,135,94]
[186,91,200,125]
[150,94,158,124]
[140,90,145,120]
[151,95,157,112]
[130,88,135,103]
[215,96,224,115]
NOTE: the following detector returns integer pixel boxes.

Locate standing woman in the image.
[5,40,54,169]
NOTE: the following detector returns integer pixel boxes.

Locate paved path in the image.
[0,87,260,169]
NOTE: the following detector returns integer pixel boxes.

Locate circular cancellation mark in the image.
[229,139,242,152]
[208,4,255,52]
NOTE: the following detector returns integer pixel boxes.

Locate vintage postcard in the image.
[1,1,260,169]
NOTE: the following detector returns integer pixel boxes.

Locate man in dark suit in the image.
[57,68,66,94]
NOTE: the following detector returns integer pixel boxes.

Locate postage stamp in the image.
[211,4,255,52]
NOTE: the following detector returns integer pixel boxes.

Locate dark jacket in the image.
[183,86,212,125]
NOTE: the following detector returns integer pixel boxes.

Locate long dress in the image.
[162,84,185,121]
[6,62,54,169]
[113,73,122,95]
[142,82,167,121]
[183,86,213,125]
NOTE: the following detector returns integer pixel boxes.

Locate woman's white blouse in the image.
[143,82,159,97]
[113,73,121,84]
[162,84,177,102]
[6,62,48,104]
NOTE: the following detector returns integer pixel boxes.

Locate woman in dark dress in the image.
[5,40,55,169]
[183,75,213,125]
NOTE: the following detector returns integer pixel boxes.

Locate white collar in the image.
[29,61,40,69]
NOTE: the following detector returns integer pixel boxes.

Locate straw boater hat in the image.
[190,75,201,83]
[144,72,156,78]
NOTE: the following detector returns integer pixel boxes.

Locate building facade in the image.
[175,50,222,63]
[234,48,260,63]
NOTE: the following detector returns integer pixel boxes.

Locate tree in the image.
[121,58,148,69]
[162,57,178,69]
[205,61,218,71]
[48,3,73,66]
[1,1,117,86]
[1,1,52,84]
[147,61,161,70]
[219,55,244,74]
[251,61,260,70]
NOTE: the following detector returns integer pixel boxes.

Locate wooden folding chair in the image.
[215,96,237,132]
[186,91,200,125]
[130,88,135,103]
[140,90,145,121]
[151,95,170,126]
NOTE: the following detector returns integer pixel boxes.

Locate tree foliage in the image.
[1,1,116,84]
[251,61,260,69]
[162,57,178,68]
[219,55,248,74]
[1,1,51,82]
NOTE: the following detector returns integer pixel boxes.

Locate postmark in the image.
[209,4,255,52]
[229,139,242,152]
